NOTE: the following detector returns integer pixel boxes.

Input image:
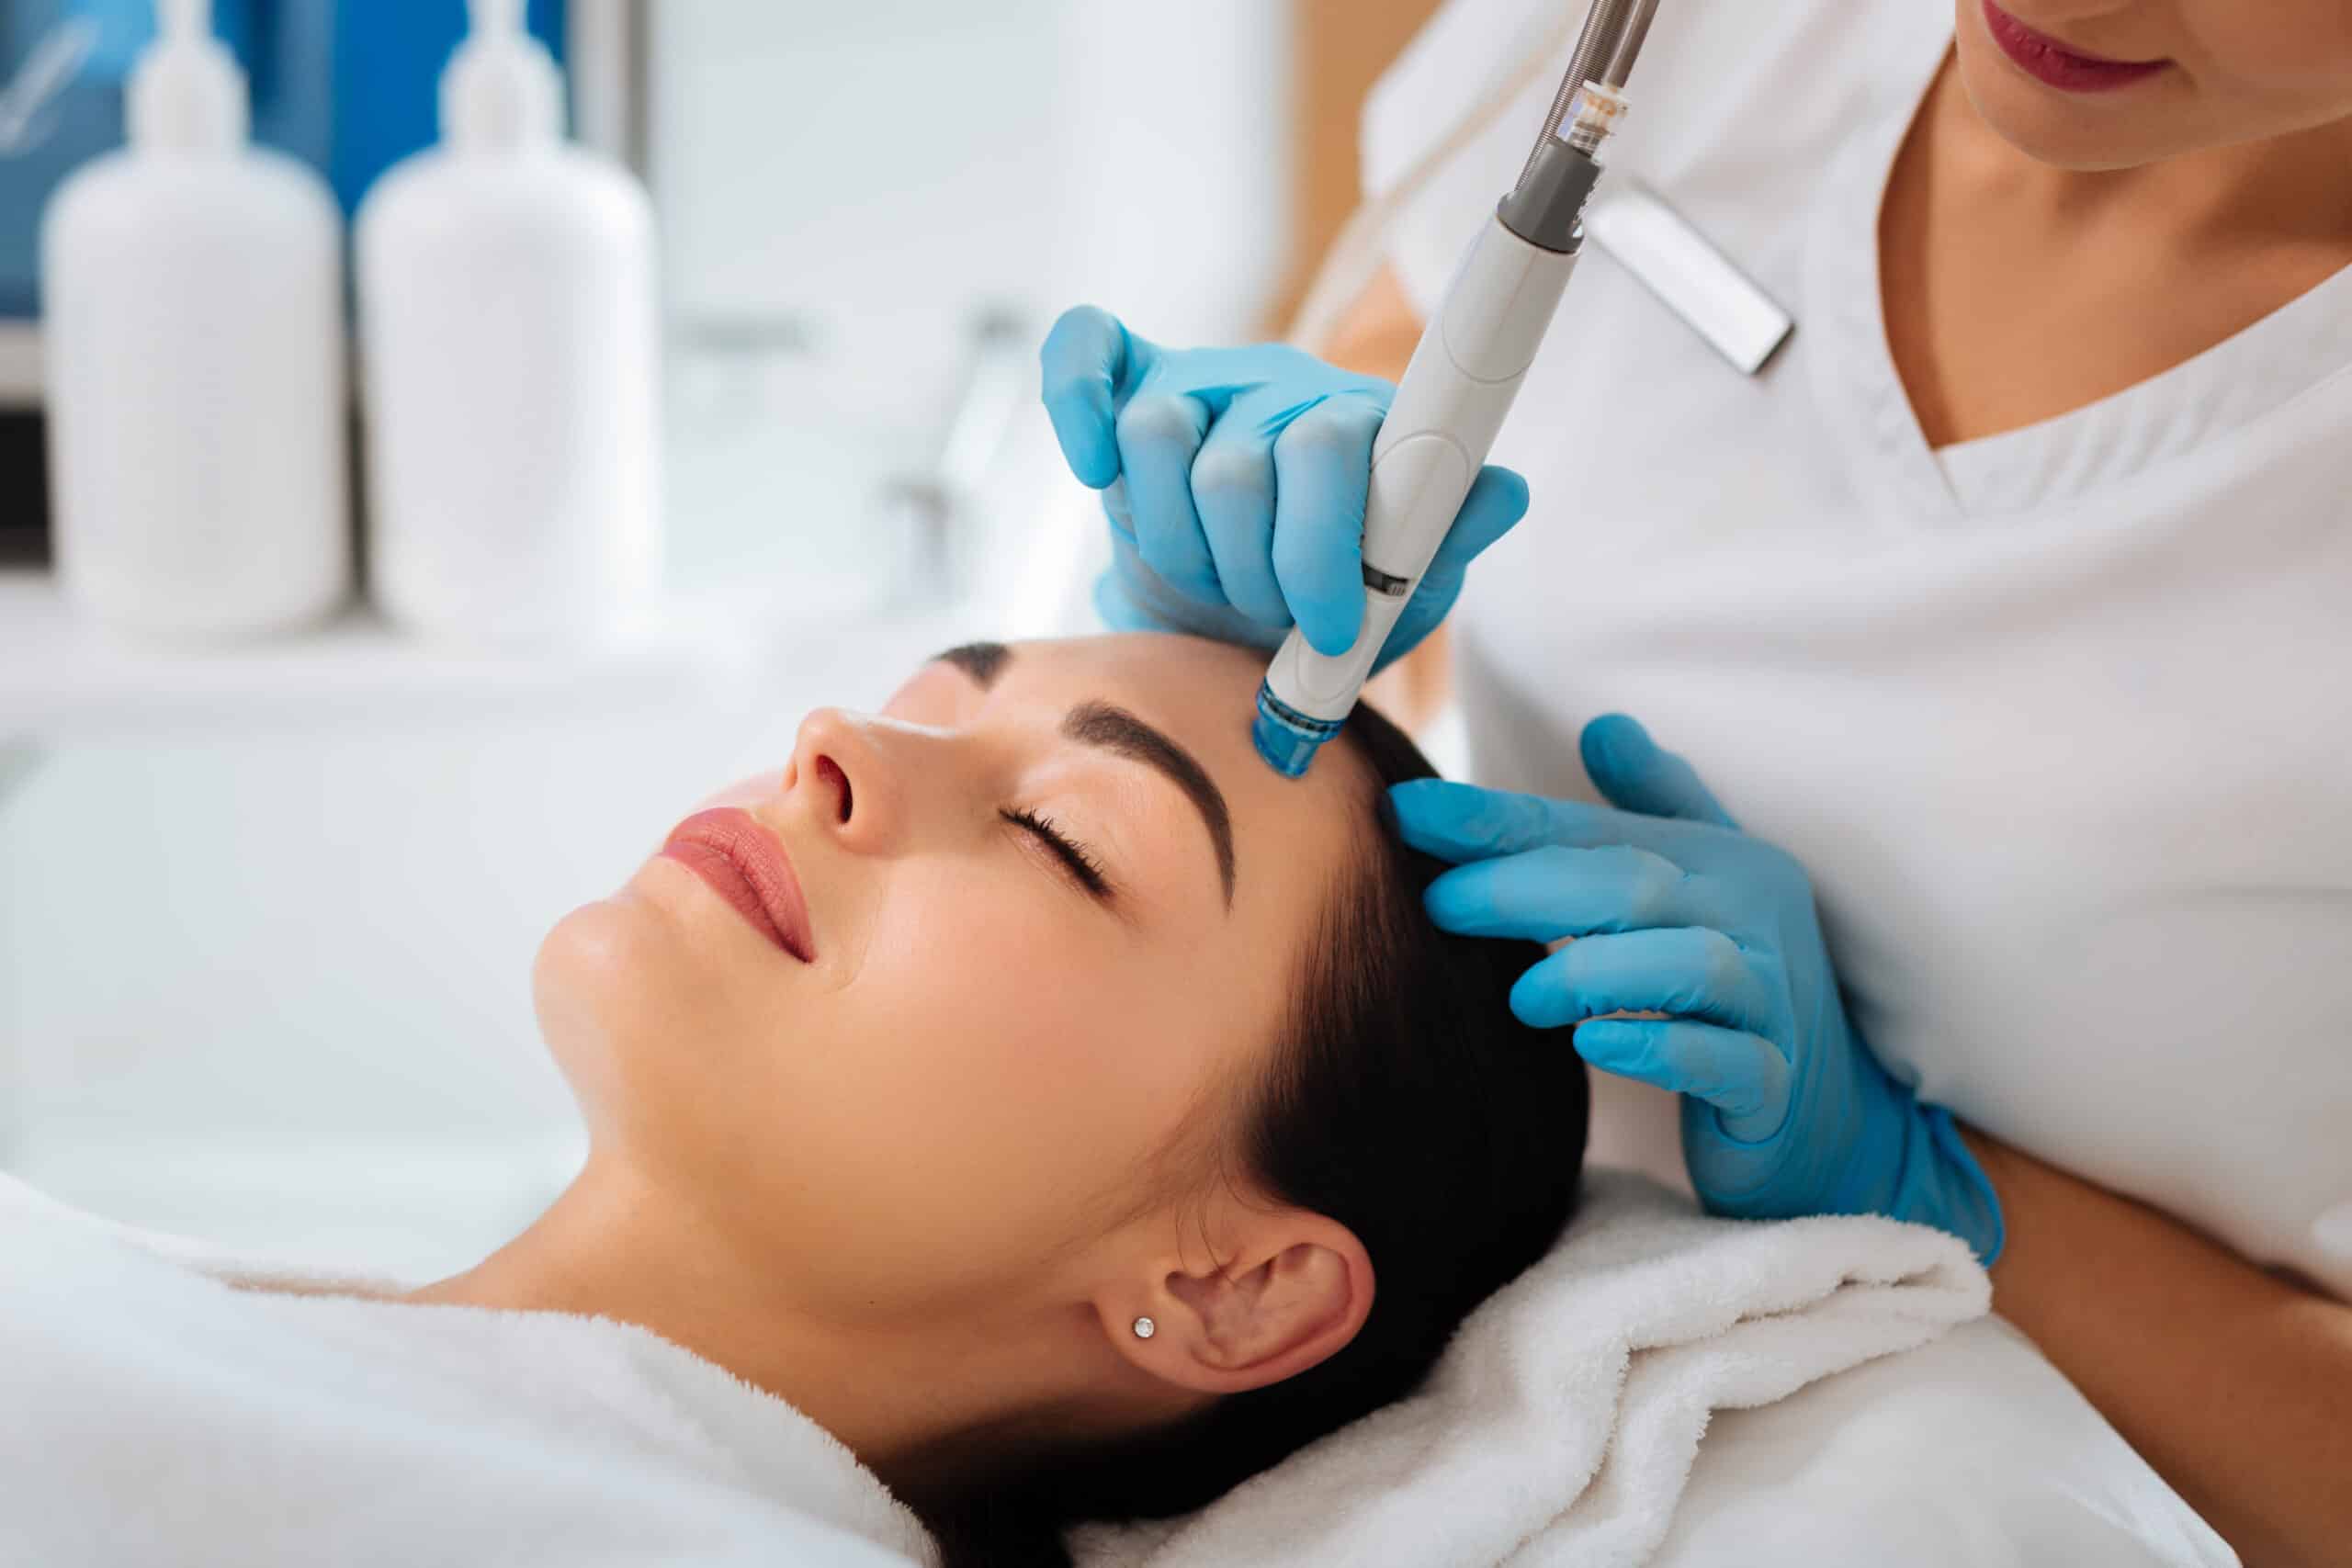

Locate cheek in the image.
[2190,0,2352,70]
[794,868,1223,1290]
[849,872,1185,1143]
[2178,2,2352,113]
[532,850,1273,1316]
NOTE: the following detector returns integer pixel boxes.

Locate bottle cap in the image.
[442,0,565,152]
[128,0,250,152]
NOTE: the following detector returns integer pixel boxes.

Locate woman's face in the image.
[1956,0,2352,169]
[534,634,1374,1326]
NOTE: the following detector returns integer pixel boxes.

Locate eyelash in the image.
[1002,807,1113,899]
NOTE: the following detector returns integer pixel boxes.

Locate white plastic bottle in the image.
[356,0,660,650]
[40,0,349,641]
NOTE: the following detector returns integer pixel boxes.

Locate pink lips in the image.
[660,807,817,963]
[1983,1,2168,94]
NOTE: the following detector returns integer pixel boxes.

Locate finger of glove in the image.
[1091,562,1156,634]
[1192,414,1289,628]
[1100,474,1138,541]
[1116,393,1222,605]
[1269,397,1383,656]
[1417,464,1530,592]
[1580,714,1739,829]
[1383,466,1530,665]
[1098,531,1289,651]
[1573,1019,1792,1138]
[1380,562,1461,673]
[1508,927,1773,1033]
[1424,843,1710,941]
[1041,307,1153,489]
[1386,779,1684,864]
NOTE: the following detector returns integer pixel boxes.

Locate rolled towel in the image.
[1073,1169,1989,1568]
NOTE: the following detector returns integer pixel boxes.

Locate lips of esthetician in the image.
[1982,0,2168,94]
[659,807,818,964]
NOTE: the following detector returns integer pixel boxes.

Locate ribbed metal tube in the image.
[1515,0,1661,188]
[1519,0,1633,184]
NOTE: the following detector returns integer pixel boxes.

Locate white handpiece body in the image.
[1262,213,1582,720]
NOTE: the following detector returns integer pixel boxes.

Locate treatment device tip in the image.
[1251,680,1343,779]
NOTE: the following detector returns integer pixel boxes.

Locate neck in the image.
[1883,57,2352,446]
[401,1156,1163,1505]
[1937,64,2352,252]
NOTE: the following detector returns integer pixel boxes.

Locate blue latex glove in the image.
[1389,716,2004,1262]
[1039,305,1530,671]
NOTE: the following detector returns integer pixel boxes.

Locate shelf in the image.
[0,568,773,739]
[0,386,1101,741]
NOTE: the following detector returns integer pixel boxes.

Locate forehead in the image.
[1009,632,1378,834]
[956,634,1386,1186]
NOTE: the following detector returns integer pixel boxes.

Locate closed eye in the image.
[1003,807,1114,901]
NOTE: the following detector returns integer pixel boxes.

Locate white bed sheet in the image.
[1649,1314,2235,1567]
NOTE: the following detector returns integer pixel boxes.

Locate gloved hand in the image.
[1039,305,1530,671]
[1389,715,2004,1262]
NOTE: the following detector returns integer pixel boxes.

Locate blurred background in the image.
[0,0,1442,1279]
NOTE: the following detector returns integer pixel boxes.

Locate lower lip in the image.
[1982,1,2167,94]
[659,808,816,963]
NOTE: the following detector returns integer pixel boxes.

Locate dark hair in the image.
[927,701,1589,1565]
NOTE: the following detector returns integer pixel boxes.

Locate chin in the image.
[1954,22,2188,171]
[531,881,811,1177]
[1965,82,2163,169]
[530,893,698,1150]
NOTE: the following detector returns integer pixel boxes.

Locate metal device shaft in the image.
[1251,1,1667,778]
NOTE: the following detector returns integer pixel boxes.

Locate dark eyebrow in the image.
[932,641,1012,688]
[1063,701,1236,908]
[930,644,1237,908]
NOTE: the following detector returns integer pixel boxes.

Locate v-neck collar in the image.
[1804,18,2352,527]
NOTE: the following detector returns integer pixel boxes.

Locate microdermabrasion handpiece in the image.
[1250,0,1661,777]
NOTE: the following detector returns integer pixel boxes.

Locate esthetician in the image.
[1037,1,2352,1559]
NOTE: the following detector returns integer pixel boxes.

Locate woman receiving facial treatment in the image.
[0,633,1587,1566]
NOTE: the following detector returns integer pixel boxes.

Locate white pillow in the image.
[1651,1314,2234,1568]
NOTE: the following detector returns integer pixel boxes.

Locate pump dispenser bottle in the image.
[356,0,660,649]
[41,0,349,640]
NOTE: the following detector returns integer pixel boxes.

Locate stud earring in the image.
[1131,1315,1157,1340]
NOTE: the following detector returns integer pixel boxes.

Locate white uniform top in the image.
[1365,0,2352,1296]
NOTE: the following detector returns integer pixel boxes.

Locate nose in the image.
[786,707,908,854]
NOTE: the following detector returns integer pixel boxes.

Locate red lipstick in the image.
[1982,2,2167,94]
[660,807,817,963]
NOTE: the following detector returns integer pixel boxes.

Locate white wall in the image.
[654,0,1292,390]
[0,3,1300,1275]
[651,0,1297,671]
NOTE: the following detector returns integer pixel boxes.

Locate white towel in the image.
[1072,1170,1989,1568]
[0,1172,938,1568]
[5,1166,1984,1568]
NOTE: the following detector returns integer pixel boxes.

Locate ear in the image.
[1102,1207,1374,1396]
